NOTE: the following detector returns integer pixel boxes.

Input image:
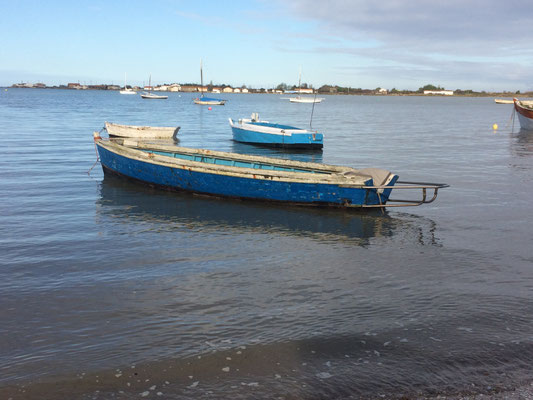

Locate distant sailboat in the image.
[140,75,168,99]
[119,73,136,95]
[287,68,324,103]
[193,60,226,105]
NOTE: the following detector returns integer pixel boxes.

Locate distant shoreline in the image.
[3,86,533,98]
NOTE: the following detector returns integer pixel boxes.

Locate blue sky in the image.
[2,0,533,91]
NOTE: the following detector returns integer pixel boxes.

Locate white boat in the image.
[119,73,136,95]
[514,98,533,131]
[287,68,324,103]
[104,122,179,139]
[289,96,324,103]
[141,75,168,99]
[141,92,168,99]
[494,99,513,104]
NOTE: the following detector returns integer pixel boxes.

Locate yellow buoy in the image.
[492,123,498,130]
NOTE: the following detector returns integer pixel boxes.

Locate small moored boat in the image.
[229,113,323,149]
[93,133,448,208]
[104,122,180,139]
[289,96,324,103]
[119,73,136,95]
[140,92,168,99]
[513,98,533,131]
[193,60,226,105]
[194,96,227,105]
[140,75,168,99]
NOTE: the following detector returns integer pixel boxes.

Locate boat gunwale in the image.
[97,138,374,186]
[514,98,533,118]
[105,122,179,133]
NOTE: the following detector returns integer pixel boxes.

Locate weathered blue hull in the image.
[96,142,396,208]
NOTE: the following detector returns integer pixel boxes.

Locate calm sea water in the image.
[1,89,532,399]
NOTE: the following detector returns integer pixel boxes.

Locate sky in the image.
[2,0,533,92]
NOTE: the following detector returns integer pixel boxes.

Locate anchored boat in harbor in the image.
[513,98,533,130]
[228,113,323,149]
[104,122,180,139]
[93,133,448,208]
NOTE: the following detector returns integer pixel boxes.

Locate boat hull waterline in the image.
[514,98,533,130]
[93,135,448,208]
[229,118,323,149]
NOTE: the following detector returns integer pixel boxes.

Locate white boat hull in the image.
[289,97,324,103]
[141,93,168,99]
[104,122,179,139]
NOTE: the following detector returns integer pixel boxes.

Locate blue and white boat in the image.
[194,96,227,105]
[229,113,324,149]
[93,133,448,209]
[193,60,226,105]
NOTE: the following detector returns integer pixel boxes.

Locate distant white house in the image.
[168,84,181,92]
[233,88,241,93]
[377,87,388,94]
[242,88,249,93]
[424,90,454,96]
[223,87,233,93]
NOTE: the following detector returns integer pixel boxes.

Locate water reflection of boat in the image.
[511,129,533,158]
[97,174,439,246]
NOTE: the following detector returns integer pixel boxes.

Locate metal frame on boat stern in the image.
[361,181,449,208]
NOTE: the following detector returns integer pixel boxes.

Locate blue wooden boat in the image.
[229,114,323,149]
[93,133,448,208]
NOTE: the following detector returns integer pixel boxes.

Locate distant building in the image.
[377,87,388,94]
[168,84,181,92]
[233,88,241,93]
[222,87,233,93]
[296,88,314,94]
[180,85,198,92]
[68,83,82,89]
[242,88,249,93]
[211,87,221,93]
[424,90,454,96]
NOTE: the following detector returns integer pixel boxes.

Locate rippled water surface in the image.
[1,89,533,399]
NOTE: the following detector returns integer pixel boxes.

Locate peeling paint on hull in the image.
[96,143,395,208]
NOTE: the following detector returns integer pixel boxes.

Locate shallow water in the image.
[1,89,532,399]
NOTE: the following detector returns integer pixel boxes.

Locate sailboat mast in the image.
[200,59,203,97]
